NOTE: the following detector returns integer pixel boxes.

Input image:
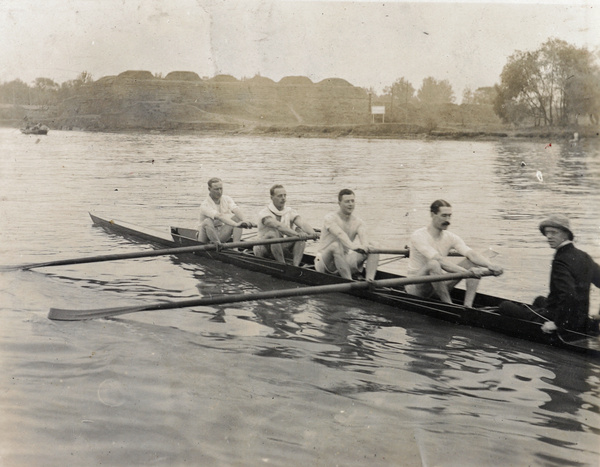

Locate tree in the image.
[73,71,94,87]
[473,87,496,106]
[382,77,416,121]
[494,38,599,126]
[33,77,59,92]
[417,77,455,105]
[0,79,31,105]
[55,71,95,101]
[566,72,600,124]
[462,87,474,105]
[383,77,416,105]
[32,77,59,105]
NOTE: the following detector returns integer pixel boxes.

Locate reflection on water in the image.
[1,129,599,465]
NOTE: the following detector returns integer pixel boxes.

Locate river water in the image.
[1,128,599,466]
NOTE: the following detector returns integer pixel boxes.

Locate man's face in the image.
[544,227,569,249]
[271,187,287,210]
[208,181,223,201]
[339,194,355,215]
[432,206,452,230]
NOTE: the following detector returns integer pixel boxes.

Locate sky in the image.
[1,0,599,99]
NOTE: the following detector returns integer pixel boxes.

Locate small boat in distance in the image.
[21,123,49,135]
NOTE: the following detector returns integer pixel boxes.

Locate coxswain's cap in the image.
[539,214,574,240]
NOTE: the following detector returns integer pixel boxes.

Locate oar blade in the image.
[48,304,149,321]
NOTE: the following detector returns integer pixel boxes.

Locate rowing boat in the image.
[20,125,49,135]
[89,213,600,356]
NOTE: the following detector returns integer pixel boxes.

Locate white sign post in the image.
[371,105,385,123]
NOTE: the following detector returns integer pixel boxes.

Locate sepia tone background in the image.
[1,1,600,466]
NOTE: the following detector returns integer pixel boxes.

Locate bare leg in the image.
[215,225,233,243]
[417,260,454,303]
[292,240,306,267]
[232,227,243,243]
[332,249,352,279]
[463,278,480,308]
[269,243,286,264]
[364,253,379,281]
[230,215,243,243]
[431,281,453,304]
[255,231,287,264]
[318,244,354,279]
[457,258,479,307]
[322,244,352,279]
[199,220,221,244]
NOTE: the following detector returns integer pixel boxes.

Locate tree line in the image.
[0,71,93,107]
[375,38,598,127]
[494,38,599,126]
[1,38,598,127]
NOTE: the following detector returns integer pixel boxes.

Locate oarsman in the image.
[253,184,316,266]
[406,199,503,307]
[314,188,379,280]
[499,214,600,334]
[198,177,253,244]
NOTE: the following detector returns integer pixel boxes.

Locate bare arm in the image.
[465,250,504,276]
[326,222,360,250]
[356,224,370,247]
[293,216,316,237]
[231,207,247,222]
[231,207,254,228]
[262,216,300,237]
[433,255,471,274]
[214,212,242,227]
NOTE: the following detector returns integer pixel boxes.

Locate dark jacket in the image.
[546,242,600,331]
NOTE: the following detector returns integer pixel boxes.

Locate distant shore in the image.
[236,123,596,142]
[2,121,596,143]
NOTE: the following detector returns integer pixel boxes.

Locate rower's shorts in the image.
[314,252,337,274]
[314,251,364,275]
[405,282,435,297]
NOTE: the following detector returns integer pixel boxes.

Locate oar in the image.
[48,269,494,321]
[367,248,498,258]
[367,248,410,256]
[3,234,319,272]
[365,248,458,256]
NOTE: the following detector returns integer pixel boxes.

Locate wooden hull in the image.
[89,213,600,356]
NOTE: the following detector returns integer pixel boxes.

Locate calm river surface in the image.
[1,127,600,466]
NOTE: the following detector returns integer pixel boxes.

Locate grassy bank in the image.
[234,123,598,142]
[2,112,597,143]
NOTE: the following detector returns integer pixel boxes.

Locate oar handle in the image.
[48,269,494,321]
[367,248,409,256]
[366,248,467,257]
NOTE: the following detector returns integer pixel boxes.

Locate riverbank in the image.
[229,122,597,142]
[2,120,596,142]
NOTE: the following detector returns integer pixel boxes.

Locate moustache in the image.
[442,222,450,226]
